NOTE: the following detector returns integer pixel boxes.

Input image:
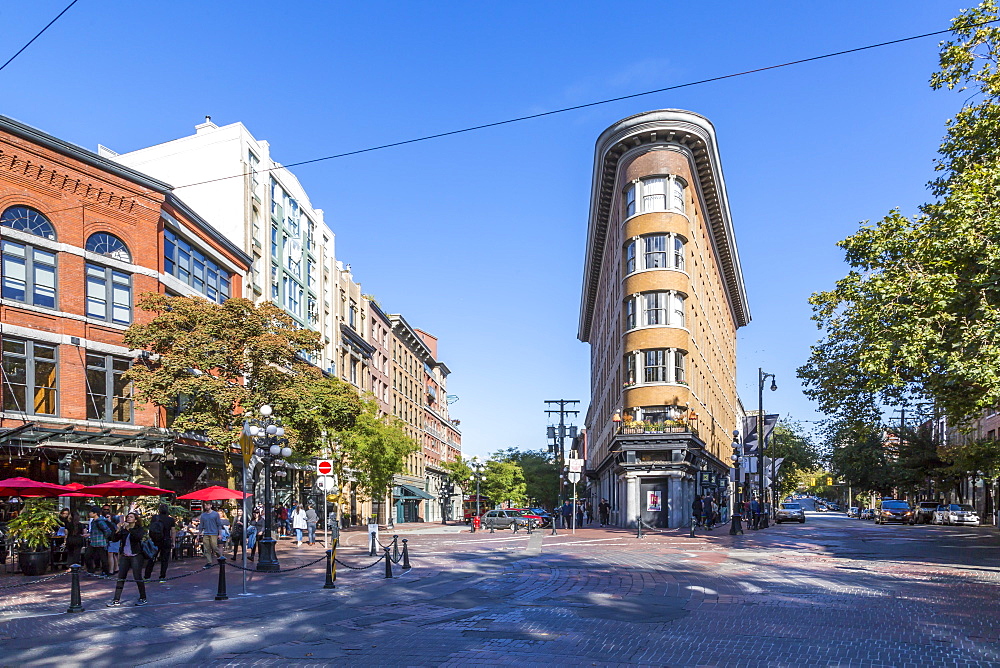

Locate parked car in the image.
[847,506,860,518]
[932,504,981,526]
[860,508,874,520]
[775,503,806,524]
[909,502,940,525]
[527,508,553,528]
[482,509,531,530]
[875,500,913,524]
[507,508,546,529]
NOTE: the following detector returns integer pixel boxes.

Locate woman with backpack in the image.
[230,509,245,561]
[143,504,176,583]
[106,512,148,607]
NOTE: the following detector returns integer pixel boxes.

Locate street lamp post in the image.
[758,368,777,529]
[244,404,291,572]
[729,429,743,535]
[470,457,484,532]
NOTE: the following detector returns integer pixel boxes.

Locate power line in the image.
[0,0,81,74]
[171,18,1000,192]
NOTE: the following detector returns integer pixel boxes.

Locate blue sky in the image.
[2,1,974,456]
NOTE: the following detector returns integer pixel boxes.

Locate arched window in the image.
[1,206,56,240]
[86,232,131,263]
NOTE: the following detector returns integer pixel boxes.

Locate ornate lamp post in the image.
[729,429,743,535]
[758,369,777,529]
[244,404,291,572]
[469,457,484,532]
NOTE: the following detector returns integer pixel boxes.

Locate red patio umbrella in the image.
[60,482,97,498]
[0,477,72,497]
[74,480,172,497]
[176,486,250,501]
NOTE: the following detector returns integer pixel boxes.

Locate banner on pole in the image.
[240,420,254,466]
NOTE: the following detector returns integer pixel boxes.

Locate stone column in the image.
[626,475,639,528]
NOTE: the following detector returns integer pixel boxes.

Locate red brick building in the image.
[0,114,249,507]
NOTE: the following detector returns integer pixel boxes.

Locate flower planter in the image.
[18,550,51,576]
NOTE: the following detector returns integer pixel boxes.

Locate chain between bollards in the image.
[215,556,228,601]
[383,546,393,579]
[67,564,84,613]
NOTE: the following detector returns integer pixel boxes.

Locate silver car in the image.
[482,509,531,530]
[775,503,805,524]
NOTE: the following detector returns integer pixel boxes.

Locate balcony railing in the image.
[616,422,698,438]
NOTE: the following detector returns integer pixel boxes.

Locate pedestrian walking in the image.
[85,507,112,574]
[200,503,223,567]
[692,496,704,527]
[703,495,715,529]
[247,509,264,561]
[750,498,761,530]
[106,512,147,607]
[305,504,319,546]
[291,504,307,546]
[599,499,611,526]
[560,501,572,529]
[230,510,245,561]
[142,503,176,582]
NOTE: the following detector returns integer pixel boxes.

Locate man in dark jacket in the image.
[598,499,611,526]
[143,504,176,582]
[85,507,112,575]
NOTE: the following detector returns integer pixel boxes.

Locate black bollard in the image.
[370,530,377,557]
[384,546,393,579]
[512,521,518,534]
[324,542,337,590]
[401,538,410,570]
[690,516,696,537]
[67,563,84,613]
[392,535,400,563]
[550,518,558,536]
[729,512,743,536]
[637,516,643,539]
[215,556,228,601]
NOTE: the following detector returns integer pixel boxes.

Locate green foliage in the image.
[798,1,1000,429]
[480,458,527,508]
[893,425,949,493]
[336,403,420,503]
[8,499,61,551]
[493,448,559,508]
[941,436,1000,481]
[442,458,473,491]
[827,422,899,496]
[768,420,822,500]
[124,295,324,450]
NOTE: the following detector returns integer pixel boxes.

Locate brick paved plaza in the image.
[1,512,999,667]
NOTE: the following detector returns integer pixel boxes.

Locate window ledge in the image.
[622,210,690,225]
[623,268,689,280]
[624,325,690,335]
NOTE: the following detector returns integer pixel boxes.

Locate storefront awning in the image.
[0,423,171,454]
[393,484,434,500]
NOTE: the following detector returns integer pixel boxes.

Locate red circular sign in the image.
[318,461,333,475]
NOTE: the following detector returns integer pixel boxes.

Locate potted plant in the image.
[7,498,62,576]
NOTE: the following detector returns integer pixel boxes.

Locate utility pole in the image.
[545,400,580,510]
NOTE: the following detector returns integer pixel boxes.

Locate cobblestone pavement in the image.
[1,514,999,667]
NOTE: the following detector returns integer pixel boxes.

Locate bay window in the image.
[623,176,687,217]
[622,348,688,388]
[624,291,686,330]
[623,233,686,275]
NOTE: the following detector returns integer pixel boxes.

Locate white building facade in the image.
[105,119,342,374]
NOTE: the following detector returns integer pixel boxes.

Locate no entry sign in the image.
[316,459,333,476]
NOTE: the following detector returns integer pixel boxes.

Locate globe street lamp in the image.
[758,369,777,529]
[244,405,291,572]
[729,429,743,535]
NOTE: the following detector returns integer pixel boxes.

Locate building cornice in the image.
[578,109,750,342]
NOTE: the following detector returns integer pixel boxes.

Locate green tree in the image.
[798,2,1000,428]
[826,422,899,497]
[480,459,527,508]
[442,458,474,493]
[768,420,821,500]
[493,448,559,508]
[893,425,949,495]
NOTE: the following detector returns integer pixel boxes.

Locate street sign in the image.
[316,459,334,476]
[568,471,581,484]
[316,475,336,492]
[567,458,584,473]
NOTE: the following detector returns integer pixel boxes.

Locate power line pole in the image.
[545,400,579,513]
